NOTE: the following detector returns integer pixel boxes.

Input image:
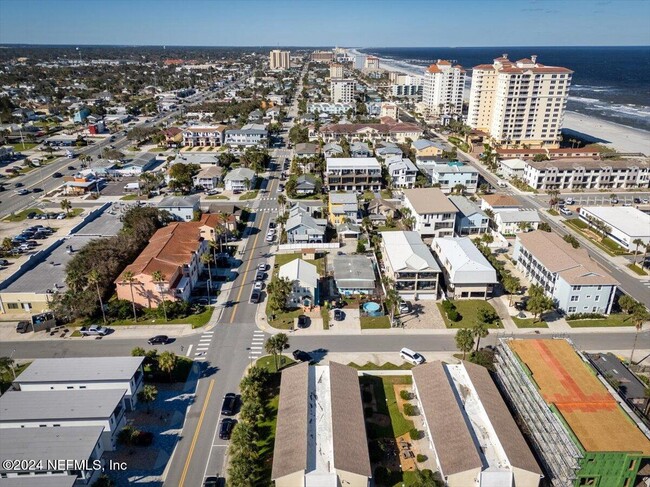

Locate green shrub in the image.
[409,428,423,440]
[403,403,418,416]
[566,312,605,321]
[399,389,412,401]
[107,299,141,320]
[416,454,427,463]
[447,309,461,322]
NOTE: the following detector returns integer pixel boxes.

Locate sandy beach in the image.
[349,48,650,156]
[562,111,650,155]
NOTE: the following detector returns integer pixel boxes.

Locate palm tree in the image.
[158,351,177,382]
[473,319,489,352]
[632,238,644,265]
[517,221,532,233]
[138,384,158,413]
[60,199,72,216]
[503,275,521,306]
[0,356,16,380]
[243,177,251,191]
[546,189,560,209]
[265,336,280,371]
[277,193,287,210]
[87,269,107,324]
[121,271,138,322]
[274,333,289,366]
[455,328,475,360]
[629,305,650,365]
[201,253,212,296]
[151,270,168,321]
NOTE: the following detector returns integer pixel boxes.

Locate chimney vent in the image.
[531,55,537,63]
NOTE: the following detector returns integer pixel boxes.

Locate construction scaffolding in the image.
[494,338,582,487]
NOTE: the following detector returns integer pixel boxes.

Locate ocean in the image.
[360,46,650,132]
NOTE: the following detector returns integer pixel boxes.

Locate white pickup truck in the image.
[79,325,109,336]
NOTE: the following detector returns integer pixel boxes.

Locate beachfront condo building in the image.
[467,54,573,149]
[421,60,466,118]
[390,73,424,99]
[330,63,344,78]
[364,56,380,70]
[331,78,356,104]
[269,49,290,70]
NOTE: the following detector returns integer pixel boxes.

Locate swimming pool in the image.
[363,301,382,316]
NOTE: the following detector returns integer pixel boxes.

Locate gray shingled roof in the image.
[15,357,143,384]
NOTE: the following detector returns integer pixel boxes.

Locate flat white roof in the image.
[381,231,441,272]
[326,157,381,170]
[307,366,335,478]
[15,356,144,384]
[580,206,650,239]
[499,158,527,169]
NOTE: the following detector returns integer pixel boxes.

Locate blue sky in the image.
[1,0,649,46]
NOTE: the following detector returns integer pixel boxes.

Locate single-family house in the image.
[412,139,447,157]
[285,205,327,244]
[162,127,183,147]
[403,188,457,238]
[337,222,361,244]
[494,210,541,235]
[386,156,418,188]
[294,142,320,158]
[323,142,344,158]
[375,142,403,158]
[328,192,359,225]
[366,198,398,226]
[499,158,527,180]
[193,165,223,190]
[331,255,376,296]
[350,142,372,158]
[223,167,256,192]
[448,196,489,236]
[480,194,521,213]
[295,174,319,195]
[157,194,200,221]
[278,258,319,308]
[431,237,498,299]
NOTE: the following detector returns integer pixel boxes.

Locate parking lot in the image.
[100,176,140,197]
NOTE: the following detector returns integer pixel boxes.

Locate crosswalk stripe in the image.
[253,331,264,335]
[196,347,209,351]
[250,346,263,350]
[199,339,212,343]
[195,356,206,360]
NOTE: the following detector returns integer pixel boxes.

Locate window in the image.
[568,307,577,313]
[570,295,579,302]
[573,286,581,291]
[7,303,19,310]
[595,296,600,302]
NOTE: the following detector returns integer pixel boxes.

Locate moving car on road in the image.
[292,350,312,362]
[147,335,171,345]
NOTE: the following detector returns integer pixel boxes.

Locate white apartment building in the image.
[224,124,268,147]
[421,60,466,117]
[364,56,380,70]
[269,49,290,70]
[513,231,618,314]
[522,157,650,190]
[390,73,423,99]
[467,54,573,148]
[183,125,227,147]
[403,188,457,238]
[325,157,382,192]
[578,206,650,251]
[307,102,354,115]
[330,63,344,78]
[386,156,418,188]
[330,78,356,104]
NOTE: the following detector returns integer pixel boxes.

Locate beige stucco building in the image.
[467,54,572,148]
[270,49,290,70]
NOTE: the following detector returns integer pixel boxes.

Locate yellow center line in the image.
[179,378,215,487]
[229,173,278,323]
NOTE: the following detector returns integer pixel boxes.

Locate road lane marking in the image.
[179,378,214,487]
[186,344,193,357]
[199,339,212,343]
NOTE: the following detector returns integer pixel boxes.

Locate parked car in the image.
[565,197,575,205]
[265,234,274,242]
[147,335,170,345]
[218,418,236,440]
[250,290,261,304]
[52,172,63,178]
[253,281,264,291]
[400,347,425,365]
[203,477,225,487]
[255,271,265,281]
[16,321,31,334]
[297,315,309,328]
[633,198,641,204]
[333,309,345,321]
[399,301,412,314]
[292,350,312,362]
[258,263,267,272]
[0,259,9,266]
[221,393,237,416]
[559,207,573,216]
[79,325,109,336]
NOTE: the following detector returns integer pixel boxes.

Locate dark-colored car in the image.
[147,335,170,345]
[297,315,309,328]
[221,393,237,416]
[32,187,43,193]
[292,350,311,362]
[52,172,63,178]
[14,182,24,188]
[333,309,345,321]
[0,259,9,266]
[219,418,236,439]
[67,166,76,171]
[16,321,31,333]
[634,197,641,204]
[250,290,261,304]
[203,477,225,487]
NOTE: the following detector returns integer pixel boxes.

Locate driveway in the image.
[328,307,360,333]
[399,301,446,330]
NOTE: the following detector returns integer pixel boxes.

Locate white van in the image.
[400,347,425,365]
[560,207,573,216]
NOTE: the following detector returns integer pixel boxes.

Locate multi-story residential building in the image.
[449,196,490,236]
[390,73,424,99]
[421,60,466,117]
[494,209,541,235]
[325,157,382,192]
[424,161,479,194]
[115,221,209,308]
[498,157,527,180]
[13,357,145,411]
[329,63,344,78]
[316,121,423,144]
[380,231,441,300]
[522,157,650,190]
[364,56,380,70]
[285,204,327,244]
[311,50,334,63]
[278,259,319,308]
[431,237,498,299]
[192,165,222,190]
[386,156,418,188]
[224,123,268,147]
[380,102,399,120]
[403,188,458,238]
[330,78,356,103]
[578,206,650,251]
[223,167,256,192]
[467,54,573,148]
[496,146,601,160]
[307,102,354,115]
[0,389,127,451]
[269,49,290,70]
[331,255,377,295]
[328,192,359,225]
[496,338,650,487]
[513,230,618,314]
[182,125,227,147]
[157,194,200,221]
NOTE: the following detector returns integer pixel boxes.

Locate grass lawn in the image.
[255,355,296,374]
[120,194,141,201]
[238,190,258,200]
[511,316,549,328]
[437,300,503,329]
[90,308,212,329]
[3,208,44,222]
[205,195,229,200]
[448,136,470,152]
[149,147,166,153]
[360,375,414,439]
[565,219,629,256]
[360,315,391,329]
[348,361,413,371]
[380,189,393,199]
[8,142,38,151]
[266,305,302,329]
[628,264,649,276]
[547,209,559,216]
[320,306,330,330]
[567,313,635,328]
[0,362,30,393]
[566,218,588,230]
[68,208,84,218]
[377,225,400,232]
[272,253,325,276]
